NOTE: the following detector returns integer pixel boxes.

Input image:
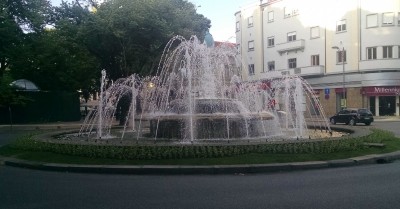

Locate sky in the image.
[51,0,257,42]
[189,0,257,42]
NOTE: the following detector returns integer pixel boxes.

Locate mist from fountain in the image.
[79,35,331,142]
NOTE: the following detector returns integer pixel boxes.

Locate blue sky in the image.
[51,0,257,42]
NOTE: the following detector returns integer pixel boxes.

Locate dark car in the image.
[329,108,374,126]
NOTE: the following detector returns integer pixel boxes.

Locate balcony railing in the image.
[280,65,325,77]
[276,39,305,55]
[359,59,400,71]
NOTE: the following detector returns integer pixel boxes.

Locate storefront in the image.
[361,86,400,116]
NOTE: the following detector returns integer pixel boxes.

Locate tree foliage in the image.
[0,73,31,108]
[0,0,52,108]
[0,0,52,77]
[1,0,211,93]
[86,0,211,79]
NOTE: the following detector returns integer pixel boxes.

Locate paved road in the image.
[1,121,400,209]
[0,128,31,146]
[1,162,400,209]
[373,121,400,137]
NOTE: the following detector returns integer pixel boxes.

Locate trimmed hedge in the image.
[10,129,395,160]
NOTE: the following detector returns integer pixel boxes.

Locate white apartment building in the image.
[235,0,400,116]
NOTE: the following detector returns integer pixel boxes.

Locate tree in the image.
[84,0,211,80]
[2,0,211,94]
[7,1,101,92]
[0,0,52,78]
[0,73,31,107]
[0,0,51,111]
[0,73,32,125]
[10,29,100,92]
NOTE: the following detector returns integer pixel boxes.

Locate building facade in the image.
[235,0,400,116]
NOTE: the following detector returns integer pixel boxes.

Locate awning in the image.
[335,88,347,93]
[9,79,40,91]
[361,86,400,96]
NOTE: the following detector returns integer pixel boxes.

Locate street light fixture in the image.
[332,45,346,109]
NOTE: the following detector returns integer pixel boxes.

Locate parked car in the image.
[329,108,374,126]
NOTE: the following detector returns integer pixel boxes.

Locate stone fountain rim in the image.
[31,125,364,147]
[140,112,275,120]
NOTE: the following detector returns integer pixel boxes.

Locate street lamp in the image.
[332,45,346,109]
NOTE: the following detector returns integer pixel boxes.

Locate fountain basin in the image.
[142,98,276,140]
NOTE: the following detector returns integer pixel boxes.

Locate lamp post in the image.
[332,45,346,109]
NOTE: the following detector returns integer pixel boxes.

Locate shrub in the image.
[8,129,395,161]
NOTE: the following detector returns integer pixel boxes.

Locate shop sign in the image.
[362,86,400,96]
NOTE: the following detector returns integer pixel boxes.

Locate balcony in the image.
[359,59,400,71]
[281,65,325,77]
[276,39,305,55]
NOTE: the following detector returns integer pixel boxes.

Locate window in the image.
[248,64,255,75]
[284,7,291,18]
[366,47,377,60]
[236,44,241,54]
[310,26,320,39]
[288,58,297,68]
[383,46,393,58]
[248,16,253,27]
[284,7,298,18]
[336,20,346,32]
[236,21,240,32]
[366,14,378,28]
[382,12,394,25]
[311,55,319,66]
[340,110,350,114]
[268,11,274,22]
[336,50,347,63]
[267,36,274,47]
[398,12,400,25]
[248,41,254,51]
[287,32,296,42]
[268,61,275,71]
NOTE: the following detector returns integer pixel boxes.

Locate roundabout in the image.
[2,123,400,175]
[2,37,400,174]
[0,121,400,175]
[14,124,353,160]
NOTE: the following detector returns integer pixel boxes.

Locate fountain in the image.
[79,35,331,143]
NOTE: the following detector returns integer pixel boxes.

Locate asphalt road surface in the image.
[1,121,400,209]
[1,161,400,209]
[373,121,400,137]
[0,129,30,146]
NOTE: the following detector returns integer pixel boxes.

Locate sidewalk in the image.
[1,116,399,131]
[0,120,84,131]
[373,116,400,122]
[306,115,400,123]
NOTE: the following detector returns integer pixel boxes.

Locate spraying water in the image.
[80,35,331,142]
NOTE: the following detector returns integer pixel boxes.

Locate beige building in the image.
[235,0,400,116]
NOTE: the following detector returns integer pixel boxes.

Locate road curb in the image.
[327,159,355,167]
[2,151,400,175]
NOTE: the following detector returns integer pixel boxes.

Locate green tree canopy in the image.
[85,0,211,79]
[2,0,211,93]
[0,0,52,78]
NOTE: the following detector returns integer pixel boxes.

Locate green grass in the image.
[1,129,399,165]
[1,145,398,165]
